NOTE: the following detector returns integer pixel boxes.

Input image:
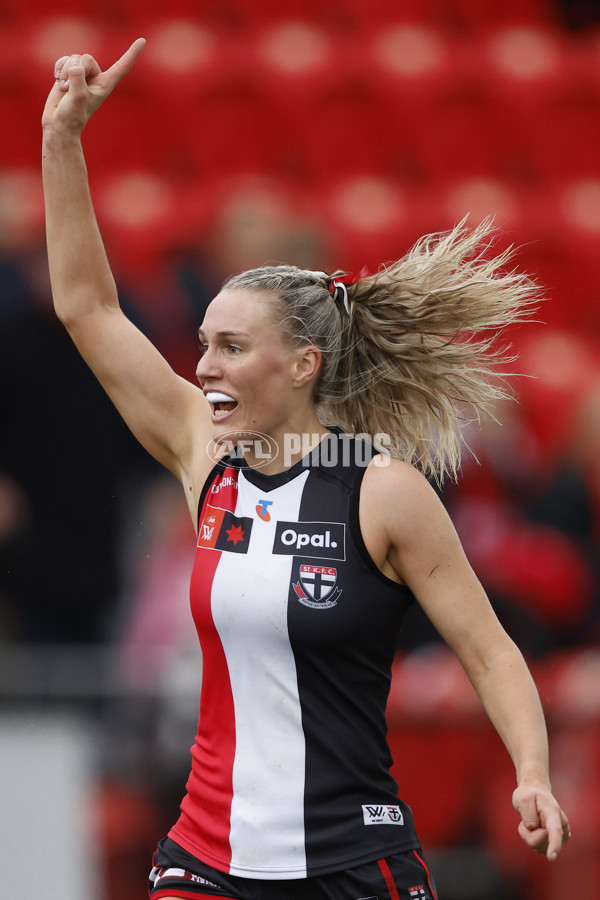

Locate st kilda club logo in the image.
[293,564,342,609]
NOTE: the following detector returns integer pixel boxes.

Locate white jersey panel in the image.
[210,469,310,877]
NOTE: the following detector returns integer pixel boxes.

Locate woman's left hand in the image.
[42,38,146,136]
[513,782,571,861]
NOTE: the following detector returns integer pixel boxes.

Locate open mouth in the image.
[206,391,239,419]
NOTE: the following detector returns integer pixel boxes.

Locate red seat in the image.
[93,171,189,271]
[176,85,277,178]
[440,177,523,232]
[398,88,519,182]
[524,96,600,181]
[232,0,347,26]
[272,84,396,181]
[478,26,571,106]
[452,0,555,32]
[346,0,433,29]
[248,20,342,101]
[0,96,42,169]
[315,174,428,270]
[81,90,172,172]
[0,22,27,82]
[387,650,497,848]
[558,178,600,241]
[134,18,232,99]
[516,328,599,447]
[23,15,111,87]
[367,23,459,105]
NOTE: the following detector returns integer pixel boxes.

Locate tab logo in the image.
[273,521,345,560]
[362,804,404,826]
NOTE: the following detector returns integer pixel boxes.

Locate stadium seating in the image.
[4,0,598,391]
[4,5,596,289]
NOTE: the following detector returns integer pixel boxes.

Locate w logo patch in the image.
[362,804,404,826]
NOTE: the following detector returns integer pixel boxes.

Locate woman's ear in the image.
[291,345,322,388]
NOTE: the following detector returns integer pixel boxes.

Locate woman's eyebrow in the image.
[197,328,251,338]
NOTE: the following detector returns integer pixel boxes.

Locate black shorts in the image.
[148,836,438,900]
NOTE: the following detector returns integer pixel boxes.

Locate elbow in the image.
[51,284,120,332]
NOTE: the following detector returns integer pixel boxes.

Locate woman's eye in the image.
[228,345,242,354]
[198,343,208,357]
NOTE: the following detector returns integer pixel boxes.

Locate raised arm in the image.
[362,460,571,862]
[42,40,213,516]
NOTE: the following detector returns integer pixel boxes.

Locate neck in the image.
[245,412,330,475]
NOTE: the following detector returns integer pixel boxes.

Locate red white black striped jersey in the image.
[169,432,420,879]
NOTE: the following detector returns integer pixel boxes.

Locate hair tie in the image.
[326,267,369,315]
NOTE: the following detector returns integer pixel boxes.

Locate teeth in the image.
[214,409,230,417]
[206,391,236,403]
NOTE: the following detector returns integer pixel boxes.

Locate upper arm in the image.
[65,305,213,497]
[365,461,515,677]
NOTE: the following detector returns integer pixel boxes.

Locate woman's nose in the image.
[196,346,220,383]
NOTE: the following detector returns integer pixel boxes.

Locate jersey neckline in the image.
[239,429,339,492]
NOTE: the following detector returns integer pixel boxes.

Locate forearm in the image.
[42,128,119,326]
[389,472,569,858]
[470,641,550,786]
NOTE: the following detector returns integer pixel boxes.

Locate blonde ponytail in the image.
[223,218,540,482]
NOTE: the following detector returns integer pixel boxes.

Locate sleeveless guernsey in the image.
[169,432,420,879]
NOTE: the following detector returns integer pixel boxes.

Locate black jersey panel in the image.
[285,441,420,874]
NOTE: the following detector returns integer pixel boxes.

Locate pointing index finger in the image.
[103,37,146,90]
[546,808,571,861]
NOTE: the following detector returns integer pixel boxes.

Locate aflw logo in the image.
[197,506,253,554]
[362,804,404,826]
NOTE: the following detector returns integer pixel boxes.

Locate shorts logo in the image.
[197,506,253,553]
[293,565,342,609]
[409,887,427,899]
[362,804,405,826]
[273,521,345,560]
[256,499,273,522]
[150,866,222,891]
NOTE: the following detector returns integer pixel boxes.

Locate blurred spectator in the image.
[0,473,32,640]
[528,378,600,643]
[400,384,597,658]
[165,175,333,349]
[117,473,196,693]
[553,0,600,30]
[0,243,158,642]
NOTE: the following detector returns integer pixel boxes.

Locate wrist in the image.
[42,124,84,144]
[516,760,551,789]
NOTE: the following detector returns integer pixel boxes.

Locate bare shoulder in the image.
[358,457,452,584]
[361,456,447,532]
[363,457,514,667]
